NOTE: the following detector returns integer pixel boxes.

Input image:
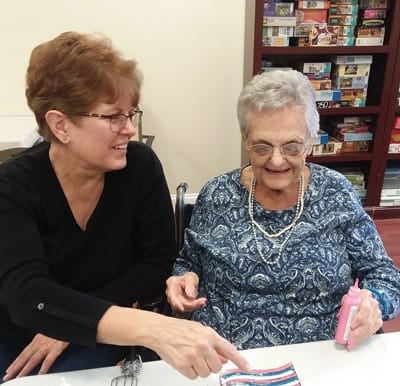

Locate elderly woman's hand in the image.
[166,272,207,313]
[346,289,383,350]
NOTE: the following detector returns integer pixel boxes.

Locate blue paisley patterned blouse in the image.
[173,163,400,350]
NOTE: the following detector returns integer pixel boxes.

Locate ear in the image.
[45,110,70,143]
[305,141,313,157]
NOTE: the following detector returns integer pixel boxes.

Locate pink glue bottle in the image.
[335,278,361,344]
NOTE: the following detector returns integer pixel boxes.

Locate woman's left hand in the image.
[3,333,69,382]
[346,289,383,350]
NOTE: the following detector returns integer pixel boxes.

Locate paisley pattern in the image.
[173,163,400,350]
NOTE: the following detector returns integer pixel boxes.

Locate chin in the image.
[107,159,127,171]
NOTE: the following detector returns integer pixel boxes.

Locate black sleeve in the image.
[0,193,111,348]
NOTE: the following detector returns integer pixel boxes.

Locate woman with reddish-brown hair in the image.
[0,31,248,382]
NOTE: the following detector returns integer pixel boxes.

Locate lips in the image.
[113,143,128,150]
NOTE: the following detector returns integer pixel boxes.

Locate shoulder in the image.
[309,163,353,189]
[0,142,50,185]
[197,168,244,206]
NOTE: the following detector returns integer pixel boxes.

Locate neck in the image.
[49,143,104,191]
[248,173,304,239]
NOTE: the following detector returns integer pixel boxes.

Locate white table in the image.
[5,332,399,385]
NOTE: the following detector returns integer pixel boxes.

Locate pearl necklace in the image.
[248,174,304,264]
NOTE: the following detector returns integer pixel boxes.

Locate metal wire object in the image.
[110,354,143,386]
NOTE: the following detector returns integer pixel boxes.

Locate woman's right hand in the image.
[165,272,207,313]
[97,306,252,380]
[148,314,251,379]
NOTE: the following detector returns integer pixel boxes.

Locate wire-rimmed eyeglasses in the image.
[78,108,143,133]
[246,142,306,157]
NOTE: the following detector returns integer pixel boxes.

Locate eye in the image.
[282,143,304,155]
[251,144,273,154]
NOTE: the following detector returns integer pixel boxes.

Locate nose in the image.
[120,117,137,137]
[269,147,285,165]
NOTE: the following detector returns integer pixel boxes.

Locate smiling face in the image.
[63,90,137,173]
[245,107,310,195]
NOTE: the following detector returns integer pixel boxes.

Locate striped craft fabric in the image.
[219,362,301,386]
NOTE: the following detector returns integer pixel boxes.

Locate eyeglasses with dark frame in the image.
[246,142,307,157]
[77,108,143,133]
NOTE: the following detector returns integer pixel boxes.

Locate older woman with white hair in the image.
[167,69,400,351]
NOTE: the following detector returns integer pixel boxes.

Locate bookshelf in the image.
[245,0,400,218]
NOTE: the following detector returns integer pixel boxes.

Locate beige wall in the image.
[0,0,253,193]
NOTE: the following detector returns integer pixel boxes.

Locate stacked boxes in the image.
[295,2,330,46]
[328,1,358,46]
[263,2,296,46]
[331,55,372,107]
[356,0,388,45]
[380,167,400,206]
[274,0,390,47]
[329,115,373,153]
[299,61,332,90]
[312,115,373,156]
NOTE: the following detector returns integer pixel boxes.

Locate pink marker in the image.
[335,278,361,345]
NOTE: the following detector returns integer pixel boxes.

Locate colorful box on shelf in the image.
[356,26,385,38]
[305,72,331,80]
[360,8,387,19]
[339,88,368,100]
[331,25,355,36]
[333,63,370,77]
[388,143,400,154]
[331,75,369,89]
[333,130,373,142]
[308,25,338,46]
[312,137,343,156]
[328,14,358,26]
[316,101,337,108]
[263,36,291,46]
[263,2,295,17]
[263,26,295,37]
[295,9,328,24]
[394,117,400,129]
[331,55,373,64]
[263,16,297,26]
[298,61,332,74]
[310,79,332,90]
[297,0,330,8]
[340,140,370,152]
[336,36,356,46]
[334,98,367,108]
[329,5,359,15]
[314,130,329,145]
[359,0,388,8]
[314,89,341,102]
[355,37,384,46]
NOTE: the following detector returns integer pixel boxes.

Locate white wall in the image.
[0,0,250,193]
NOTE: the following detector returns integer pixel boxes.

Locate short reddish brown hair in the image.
[26,31,142,141]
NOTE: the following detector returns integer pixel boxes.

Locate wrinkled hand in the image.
[3,333,69,382]
[166,272,207,313]
[346,289,383,350]
[150,316,251,379]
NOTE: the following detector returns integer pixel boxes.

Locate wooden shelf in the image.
[247,0,400,214]
[308,153,372,164]
[259,45,390,56]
